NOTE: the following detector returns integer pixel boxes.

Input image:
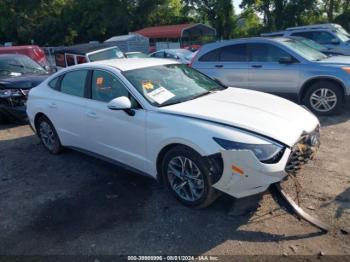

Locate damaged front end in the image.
[212,127,320,198]
[0,88,29,122]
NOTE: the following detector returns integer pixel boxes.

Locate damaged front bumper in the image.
[213,129,320,198]
[0,94,28,122]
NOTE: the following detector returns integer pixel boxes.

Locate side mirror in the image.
[107,96,135,116]
[279,56,294,64]
[331,38,340,45]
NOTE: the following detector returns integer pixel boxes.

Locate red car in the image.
[0,45,49,67]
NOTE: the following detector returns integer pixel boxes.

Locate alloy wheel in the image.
[309,88,337,112]
[39,121,56,151]
[167,156,204,202]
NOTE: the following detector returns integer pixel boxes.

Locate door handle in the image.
[49,102,57,108]
[215,64,224,68]
[86,112,98,119]
[252,64,262,68]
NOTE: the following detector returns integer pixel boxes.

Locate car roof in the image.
[54,42,120,55]
[92,58,178,71]
[0,53,29,59]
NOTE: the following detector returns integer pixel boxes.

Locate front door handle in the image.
[252,64,262,68]
[215,64,224,68]
[49,102,57,108]
[86,112,98,119]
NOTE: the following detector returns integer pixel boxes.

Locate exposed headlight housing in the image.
[213,137,285,163]
[0,89,23,98]
[342,67,350,74]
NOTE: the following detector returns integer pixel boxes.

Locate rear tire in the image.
[36,115,62,154]
[161,145,220,208]
[304,81,343,116]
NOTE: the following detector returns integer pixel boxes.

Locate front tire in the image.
[304,81,343,116]
[37,115,62,154]
[161,145,220,208]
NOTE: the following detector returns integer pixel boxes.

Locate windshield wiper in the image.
[160,91,213,107]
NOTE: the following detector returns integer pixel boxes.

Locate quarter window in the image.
[61,70,88,97]
[48,77,59,90]
[91,70,128,102]
[249,43,290,62]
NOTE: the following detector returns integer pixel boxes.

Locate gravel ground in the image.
[0,106,349,259]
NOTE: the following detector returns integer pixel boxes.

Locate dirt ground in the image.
[0,106,349,259]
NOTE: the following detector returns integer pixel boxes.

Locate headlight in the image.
[0,89,23,98]
[213,137,285,163]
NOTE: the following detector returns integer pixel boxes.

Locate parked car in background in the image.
[27,58,320,208]
[0,45,49,68]
[54,43,124,69]
[150,49,193,64]
[124,52,149,58]
[191,37,350,115]
[261,23,350,50]
[0,54,50,123]
[288,36,350,56]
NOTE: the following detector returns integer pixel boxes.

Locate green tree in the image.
[183,0,235,39]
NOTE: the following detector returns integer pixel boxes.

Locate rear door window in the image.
[313,31,336,45]
[290,31,314,39]
[152,52,165,58]
[60,70,88,97]
[198,49,220,62]
[219,44,247,62]
[65,54,75,66]
[55,53,65,67]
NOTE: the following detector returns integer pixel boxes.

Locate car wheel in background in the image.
[37,115,62,154]
[304,81,342,116]
[162,145,220,208]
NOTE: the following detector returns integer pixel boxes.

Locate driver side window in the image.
[91,70,128,102]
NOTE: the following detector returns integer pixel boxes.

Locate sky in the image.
[233,0,242,14]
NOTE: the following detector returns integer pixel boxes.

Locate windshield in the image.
[123,64,224,107]
[0,55,47,76]
[299,39,326,51]
[126,52,149,58]
[335,31,350,42]
[88,47,125,62]
[281,39,328,61]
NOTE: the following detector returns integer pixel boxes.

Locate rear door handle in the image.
[49,102,57,108]
[215,64,224,68]
[86,112,98,119]
[252,64,262,68]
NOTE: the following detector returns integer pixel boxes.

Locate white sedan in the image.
[26,58,320,208]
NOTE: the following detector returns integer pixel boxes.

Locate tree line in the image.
[0,0,349,46]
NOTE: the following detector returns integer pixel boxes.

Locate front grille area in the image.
[285,127,320,175]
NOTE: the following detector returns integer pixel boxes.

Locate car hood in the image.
[317,55,350,65]
[0,74,49,89]
[327,47,350,56]
[159,87,319,147]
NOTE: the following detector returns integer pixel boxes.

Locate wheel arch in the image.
[299,77,346,104]
[34,112,49,133]
[155,142,208,183]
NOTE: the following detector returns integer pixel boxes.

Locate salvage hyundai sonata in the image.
[26,58,320,208]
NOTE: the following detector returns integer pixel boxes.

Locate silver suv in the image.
[191,37,350,115]
[261,23,350,50]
